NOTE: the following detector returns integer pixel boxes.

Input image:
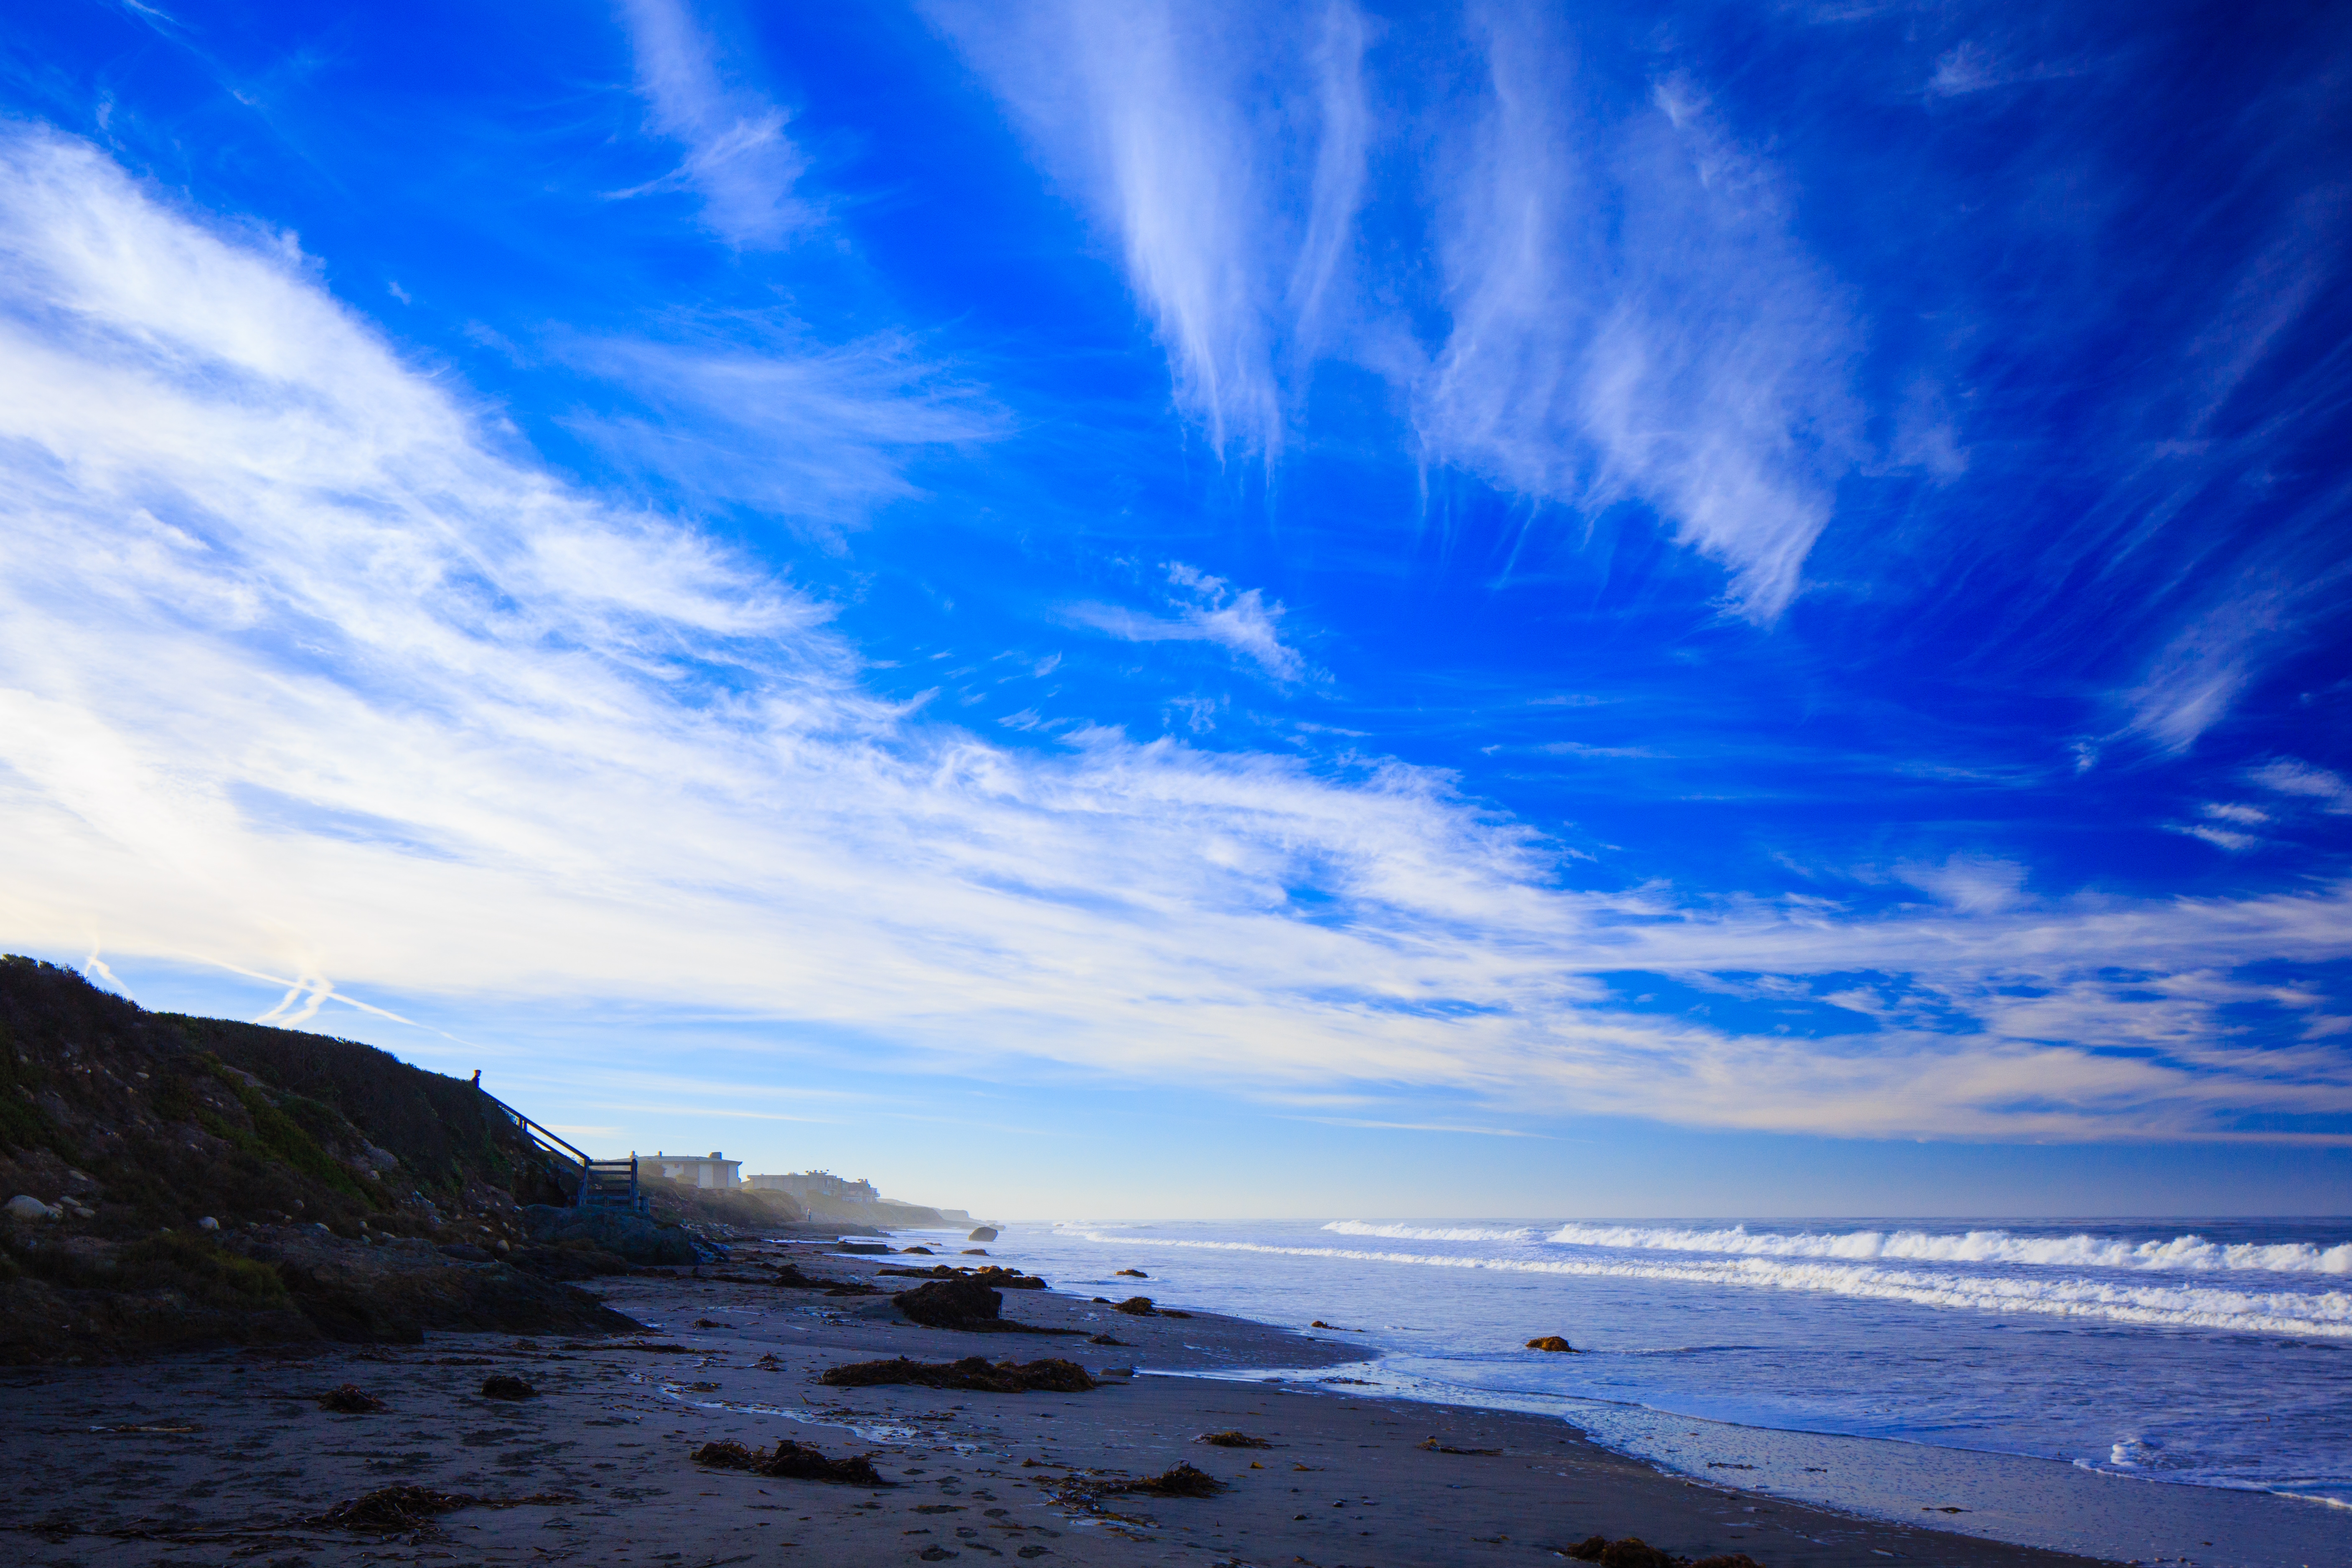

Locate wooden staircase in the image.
[579,1156,642,1211]
[478,1087,644,1212]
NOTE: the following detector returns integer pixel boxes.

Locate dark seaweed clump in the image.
[693,1438,888,1485]
[1198,1430,1271,1448]
[819,1355,1097,1393]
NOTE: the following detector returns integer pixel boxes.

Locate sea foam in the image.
[1084,1230,2352,1339]
[1322,1221,1540,1243]
[1530,1222,2352,1275]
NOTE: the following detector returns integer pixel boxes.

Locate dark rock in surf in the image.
[318,1382,387,1413]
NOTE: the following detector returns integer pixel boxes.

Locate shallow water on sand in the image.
[938,1216,2352,1522]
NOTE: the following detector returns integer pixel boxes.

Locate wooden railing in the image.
[477,1087,642,1210]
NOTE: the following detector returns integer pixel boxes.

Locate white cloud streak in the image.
[1419,22,1864,619]
[2,126,2349,1146]
[1061,562,1305,680]
[933,0,1867,618]
[615,0,809,246]
[2251,759,2352,813]
[924,0,1369,456]
[557,326,1003,531]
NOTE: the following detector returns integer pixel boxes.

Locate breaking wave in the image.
[1533,1223,2352,1275]
[1322,1222,1539,1243]
[1068,1230,2352,1339]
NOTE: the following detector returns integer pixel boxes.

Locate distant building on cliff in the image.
[742,1169,878,1205]
[646,1151,742,1189]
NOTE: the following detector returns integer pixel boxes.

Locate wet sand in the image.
[0,1245,2138,1567]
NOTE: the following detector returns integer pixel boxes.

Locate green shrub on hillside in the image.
[211,1069,384,1209]
[0,1018,61,1156]
[117,1233,290,1306]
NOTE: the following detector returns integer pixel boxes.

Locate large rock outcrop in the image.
[521,1205,702,1267]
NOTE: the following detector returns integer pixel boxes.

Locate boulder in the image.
[967,1226,999,1242]
[1113,1296,1157,1316]
[4,1194,58,1223]
[1526,1335,1578,1352]
[506,1244,636,1281]
[519,1205,699,1267]
[319,1383,388,1413]
[256,1230,638,1342]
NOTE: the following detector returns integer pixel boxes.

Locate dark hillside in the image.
[0,957,635,1361]
[0,956,570,1231]
[173,1011,573,1209]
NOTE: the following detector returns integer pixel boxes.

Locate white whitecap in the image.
[1062,1230,2352,1340]
[1538,1223,2352,1276]
[1323,1221,1540,1243]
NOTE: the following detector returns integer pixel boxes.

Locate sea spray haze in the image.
[984,1217,2352,1509]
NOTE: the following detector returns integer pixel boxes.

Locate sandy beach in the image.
[0,1243,2129,1568]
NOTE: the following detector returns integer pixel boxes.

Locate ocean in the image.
[917,1216,2352,1559]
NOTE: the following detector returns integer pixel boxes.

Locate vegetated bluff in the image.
[0,956,638,1362]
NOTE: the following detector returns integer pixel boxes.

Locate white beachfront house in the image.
[645,1151,743,1189]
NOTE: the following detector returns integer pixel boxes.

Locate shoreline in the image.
[0,1236,2216,1568]
[1000,1220,2351,1568]
[1176,1352,2347,1568]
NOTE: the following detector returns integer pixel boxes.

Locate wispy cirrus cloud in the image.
[615,0,809,246]
[933,0,1867,618]
[555,324,1004,532]
[1417,22,1864,620]
[2251,759,2352,813]
[1061,562,1306,680]
[924,0,1371,456]
[2,125,2349,1147]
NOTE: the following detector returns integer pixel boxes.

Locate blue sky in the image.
[2,0,2348,1218]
